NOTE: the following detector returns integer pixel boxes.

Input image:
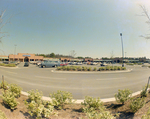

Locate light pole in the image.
[14,44,17,61]
[120,33,124,67]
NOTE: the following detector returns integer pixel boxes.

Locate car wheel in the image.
[54,65,57,68]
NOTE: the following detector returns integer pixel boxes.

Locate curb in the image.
[21,89,147,104]
[52,69,132,74]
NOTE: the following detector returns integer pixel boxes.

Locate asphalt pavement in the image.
[0,63,149,99]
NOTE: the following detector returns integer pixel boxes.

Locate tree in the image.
[50,53,55,58]
[0,10,13,42]
[139,5,150,39]
[70,50,76,58]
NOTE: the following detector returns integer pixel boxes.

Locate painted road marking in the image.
[35,76,66,80]
[96,77,126,80]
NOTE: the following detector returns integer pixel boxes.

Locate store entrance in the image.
[24,57,29,62]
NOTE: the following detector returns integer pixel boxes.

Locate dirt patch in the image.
[0,89,150,119]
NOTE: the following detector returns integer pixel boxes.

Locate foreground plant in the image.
[142,107,150,119]
[50,90,75,109]
[115,89,132,104]
[8,84,22,98]
[0,81,9,90]
[81,96,114,119]
[0,110,7,119]
[25,89,56,118]
[1,90,19,110]
[130,97,145,113]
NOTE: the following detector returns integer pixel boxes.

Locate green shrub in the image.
[85,109,114,119]
[66,66,71,71]
[82,66,87,71]
[77,66,82,71]
[50,90,75,109]
[5,64,16,67]
[0,110,7,119]
[93,67,97,71]
[27,89,43,103]
[110,66,114,70]
[72,66,77,71]
[1,90,19,110]
[117,66,121,70]
[115,89,132,104]
[140,86,148,97]
[81,96,105,113]
[130,97,145,113]
[81,96,114,119]
[88,67,92,71]
[114,66,117,70]
[0,81,9,90]
[62,66,67,70]
[106,66,110,70]
[121,67,126,70]
[142,107,150,119]
[25,90,56,118]
[0,63,5,66]
[57,67,62,70]
[8,84,22,98]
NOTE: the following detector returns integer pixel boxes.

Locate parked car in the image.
[76,62,82,65]
[41,60,61,68]
[24,62,29,67]
[60,62,67,66]
[91,62,98,65]
[101,62,108,66]
[37,61,42,66]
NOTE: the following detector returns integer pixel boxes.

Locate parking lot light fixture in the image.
[120,33,124,67]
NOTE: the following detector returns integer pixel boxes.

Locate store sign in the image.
[23,55,31,57]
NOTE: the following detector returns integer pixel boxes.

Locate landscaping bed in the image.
[1,87,150,119]
[57,66,126,71]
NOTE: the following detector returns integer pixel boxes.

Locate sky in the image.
[0,0,150,58]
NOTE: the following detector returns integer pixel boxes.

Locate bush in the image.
[8,84,22,98]
[77,66,82,71]
[27,89,43,103]
[5,64,16,67]
[66,66,71,71]
[0,81,9,90]
[1,90,19,110]
[130,97,145,113]
[0,110,7,119]
[93,67,97,71]
[115,89,132,104]
[57,67,62,70]
[117,66,121,70]
[81,96,105,113]
[50,90,75,109]
[82,66,87,71]
[142,107,150,119]
[110,66,114,70]
[88,67,92,71]
[106,66,110,70]
[81,96,114,119]
[85,109,114,119]
[121,67,126,70]
[140,86,148,97]
[25,89,56,118]
[62,66,67,70]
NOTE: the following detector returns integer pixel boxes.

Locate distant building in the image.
[9,53,43,62]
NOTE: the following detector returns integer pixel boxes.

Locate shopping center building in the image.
[9,53,43,62]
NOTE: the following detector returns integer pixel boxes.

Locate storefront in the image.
[9,53,43,62]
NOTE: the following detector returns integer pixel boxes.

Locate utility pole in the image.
[120,33,124,67]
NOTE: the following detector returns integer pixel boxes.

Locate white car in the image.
[76,62,82,65]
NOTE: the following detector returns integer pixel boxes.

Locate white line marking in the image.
[96,77,126,80]
[5,71,17,74]
[35,76,66,80]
